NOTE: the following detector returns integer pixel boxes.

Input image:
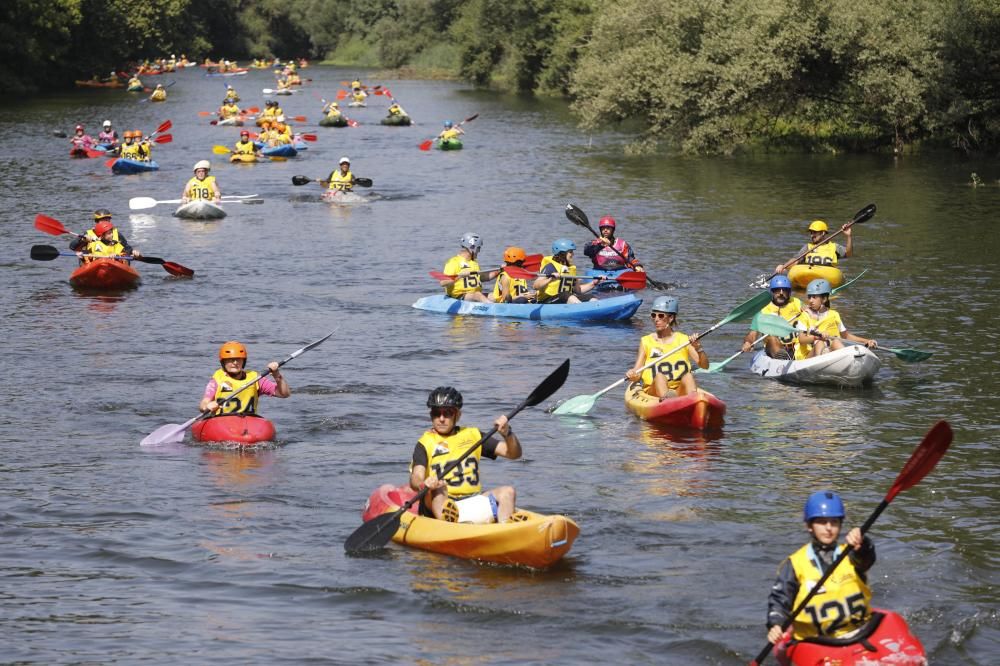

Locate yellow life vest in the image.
[803,242,840,267]
[119,141,147,160]
[352,92,366,103]
[388,105,404,116]
[787,543,872,640]
[440,128,461,140]
[325,108,342,118]
[150,89,167,101]
[233,139,256,155]
[220,103,241,118]
[442,255,482,298]
[411,426,486,499]
[211,368,261,415]
[490,272,529,302]
[761,297,804,346]
[537,256,575,299]
[794,308,845,360]
[327,169,354,191]
[184,175,217,201]
[86,237,126,259]
[639,331,692,389]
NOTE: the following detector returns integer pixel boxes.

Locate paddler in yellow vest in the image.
[322,101,343,119]
[490,247,536,303]
[439,233,499,303]
[117,130,151,161]
[272,120,293,145]
[350,78,362,90]
[387,102,407,117]
[351,87,367,105]
[436,120,464,142]
[127,75,143,91]
[276,76,291,93]
[233,130,261,158]
[225,84,240,102]
[774,219,853,276]
[69,210,141,262]
[182,160,222,203]
[324,156,360,191]
[149,83,167,102]
[766,491,875,645]
[286,70,302,86]
[218,97,241,120]
[409,386,521,523]
[741,275,803,360]
[532,239,603,304]
[625,296,708,398]
[199,341,290,416]
[794,279,876,359]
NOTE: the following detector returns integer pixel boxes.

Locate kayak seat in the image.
[508,512,530,523]
[791,611,885,652]
[441,499,459,523]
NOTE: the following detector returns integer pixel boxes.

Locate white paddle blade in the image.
[551,394,597,415]
[221,194,260,199]
[140,423,188,447]
[129,197,159,210]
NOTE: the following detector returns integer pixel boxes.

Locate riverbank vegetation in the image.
[7,0,999,154]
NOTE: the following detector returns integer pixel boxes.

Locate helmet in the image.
[122,131,133,139]
[259,120,271,128]
[94,220,114,236]
[274,123,285,132]
[225,97,234,104]
[503,246,526,264]
[75,125,84,132]
[331,102,339,108]
[768,275,793,291]
[193,160,211,172]
[552,238,576,254]
[226,84,234,90]
[806,279,832,296]
[339,156,350,164]
[156,83,163,88]
[460,232,483,254]
[219,341,248,361]
[102,120,112,127]
[93,209,112,221]
[426,386,463,409]
[444,120,453,128]
[598,216,617,229]
[240,130,249,137]
[808,220,828,232]
[803,491,845,522]
[651,296,679,314]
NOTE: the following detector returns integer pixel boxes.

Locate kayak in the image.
[321,189,368,204]
[318,115,348,127]
[75,79,123,88]
[624,383,726,431]
[191,415,276,445]
[292,139,308,151]
[69,147,90,158]
[229,153,258,164]
[215,117,244,126]
[126,84,144,92]
[380,115,412,126]
[347,101,366,107]
[582,267,632,292]
[749,346,881,387]
[95,143,117,152]
[69,258,140,290]
[774,609,925,666]
[110,158,159,175]
[413,293,641,321]
[174,201,227,220]
[205,69,248,77]
[361,484,579,569]
[261,144,297,158]
[437,138,463,150]
[788,264,845,290]
[274,88,294,95]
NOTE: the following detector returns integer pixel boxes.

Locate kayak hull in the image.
[361,484,579,569]
[750,347,880,387]
[215,117,244,126]
[261,144,297,158]
[347,101,366,107]
[788,264,844,290]
[437,138,463,150]
[624,383,726,431]
[111,159,159,175]
[69,259,140,290]
[70,147,90,158]
[318,115,348,127]
[321,189,368,204]
[174,201,227,220]
[582,267,632,292]
[775,609,926,666]
[380,115,412,126]
[229,153,258,164]
[412,293,642,321]
[192,415,276,445]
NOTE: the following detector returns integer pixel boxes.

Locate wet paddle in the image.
[30,244,193,277]
[565,204,671,290]
[749,420,953,666]
[139,331,336,447]
[129,194,261,210]
[552,290,771,415]
[504,266,647,290]
[291,175,373,188]
[750,313,932,363]
[749,203,876,288]
[344,358,570,554]
[419,113,479,151]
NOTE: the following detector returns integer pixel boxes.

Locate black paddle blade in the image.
[291,175,312,186]
[53,130,67,138]
[354,177,373,187]
[30,244,60,260]
[565,204,592,229]
[853,203,877,225]
[525,359,571,407]
[344,511,402,554]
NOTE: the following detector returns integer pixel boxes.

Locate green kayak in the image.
[380,115,412,126]
[319,115,348,128]
[437,138,463,151]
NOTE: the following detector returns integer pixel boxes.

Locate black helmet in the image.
[427,386,463,409]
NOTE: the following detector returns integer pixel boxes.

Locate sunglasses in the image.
[650,312,674,320]
[771,288,791,294]
[430,407,458,418]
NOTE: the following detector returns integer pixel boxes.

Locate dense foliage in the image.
[5,0,999,153]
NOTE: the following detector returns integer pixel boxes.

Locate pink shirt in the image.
[202,375,278,400]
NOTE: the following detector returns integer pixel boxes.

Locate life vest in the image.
[263,107,280,119]
[803,242,840,267]
[184,175,217,201]
[537,256,575,299]
[327,169,354,191]
[352,91,366,103]
[490,271,530,302]
[592,237,633,269]
[119,141,148,161]
[761,297,804,346]
[233,139,256,155]
[440,128,461,141]
[388,105,405,116]
[442,255,482,298]
[97,130,118,144]
[794,308,846,359]
[150,89,167,101]
[639,331,692,389]
[325,108,342,118]
[788,542,872,640]
[85,236,126,260]
[219,103,241,119]
[211,368,261,415]
[411,426,486,499]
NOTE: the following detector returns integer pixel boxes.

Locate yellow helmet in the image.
[808,220,828,232]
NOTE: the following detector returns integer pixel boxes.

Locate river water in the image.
[1,67,997,664]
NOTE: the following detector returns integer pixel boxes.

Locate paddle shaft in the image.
[565,205,670,289]
[764,204,876,283]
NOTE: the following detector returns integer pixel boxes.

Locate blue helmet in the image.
[443,120,453,128]
[651,296,679,314]
[803,491,845,522]
[769,275,792,291]
[806,279,832,296]
[552,238,576,254]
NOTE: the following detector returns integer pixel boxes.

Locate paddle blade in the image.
[291,175,312,186]
[524,359,570,407]
[565,203,592,230]
[212,145,232,154]
[429,271,451,281]
[503,266,535,280]
[725,290,773,325]
[154,134,172,144]
[523,254,542,272]
[347,119,359,128]
[615,271,647,290]
[161,261,194,277]
[345,512,401,554]
[751,312,797,337]
[886,421,952,501]
[551,394,597,416]
[419,140,433,151]
[852,203,877,225]
[30,244,60,261]
[105,158,118,168]
[462,113,480,124]
[198,111,213,116]
[129,197,159,210]
[336,90,347,100]
[291,115,307,122]
[140,422,189,447]
[247,107,260,114]
[891,348,932,363]
[354,177,373,187]
[34,214,71,236]
[85,148,106,158]
[300,134,317,141]
[155,119,172,134]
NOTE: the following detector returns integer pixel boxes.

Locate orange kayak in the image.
[192,415,276,445]
[69,258,140,290]
[624,383,726,430]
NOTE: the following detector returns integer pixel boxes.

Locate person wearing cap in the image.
[218,97,242,121]
[436,120,464,142]
[324,157,360,192]
[741,275,803,360]
[232,130,261,158]
[70,210,141,261]
[126,74,143,92]
[774,219,853,277]
[490,247,536,303]
[794,279,876,359]
[533,239,604,304]
[97,120,118,149]
[70,125,94,150]
[225,84,240,102]
[625,296,708,399]
[149,83,167,102]
[583,216,645,271]
[182,161,222,203]
[387,102,408,117]
[322,100,343,119]
[262,100,283,121]
[439,233,499,303]
[117,130,150,161]
[199,341,290,416]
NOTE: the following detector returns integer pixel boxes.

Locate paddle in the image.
[129,194,261,210]
[137,80,176,102]
[419,113,480,151]
[296,133,317,142]
[749,203,877,288]
[565,204,671,290]
[317,97,360,127]
[344,358,570,554]
[749,420,953,666]
[291,175,373,188]
[30,244,193,277]
[552,290,771,415]
[750,314,932,363]
[427,255,543,280]
[504,266,647,290]
[139,330,336,447]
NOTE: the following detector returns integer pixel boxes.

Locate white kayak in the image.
[173,201,227,220]
[750,346,881,387]
[321,189,368,204]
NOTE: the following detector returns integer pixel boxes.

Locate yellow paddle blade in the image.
[212,145,232,154]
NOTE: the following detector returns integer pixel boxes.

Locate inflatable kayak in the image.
[173,201,226,220]
[624,383,726,431]
[261,144,297,158]
[126,83,144,92]
[750,347,880,387]
[191,415,276,445]
[788,264,845,290]
[582,267,632,292]
[774,609,926,666]
[75,79,123,88]
[321,189,368,204]
[347,101,366,108]
[380,115,412,126]
[205,69,248,77]
[412,293,642,321]
[318,115,348,127]
[437,138,463,151]
[229,153,258,164]
[69,258,140,290]
[215,117,244,126]
[361,484,579,569]
[69,146,90,158]
[110,158,159,175]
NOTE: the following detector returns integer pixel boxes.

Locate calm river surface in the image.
[1,66,997,664]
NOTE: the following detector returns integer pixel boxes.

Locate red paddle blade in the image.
[154,134,172,143]
[85,149,106,158]
[163,261,194,277]
[429,270,452,281]
[336,90,347,100]
[209,120,219,126]
[373,89,383,95]
[347,119,359,127]
[247,106,260,114]
[419,140,433,151]
[615,271,648,290]
[523,254,542,272]
[34,214,71,236]
[300,134,317,141]
[105,157,118,168]
[249,132,259,139]
[155,119,172,134]
[886,421,953,502]
[291,115,307,122]
[503,266,536,280]
[198,111,213,116]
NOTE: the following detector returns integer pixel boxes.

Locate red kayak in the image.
[775,609,926,665]
[70,147,89,158]
[192,415,276,445]
[69,258,140,290]
[624,383,726,430]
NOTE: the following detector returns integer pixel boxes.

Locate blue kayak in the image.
[412,293,641,321]
[110,158,159,175]
[582,267,631,292]
[292,140,308,151]
[261,144,298,158]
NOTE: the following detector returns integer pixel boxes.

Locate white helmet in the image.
[193,160,211,172]
[103,120,112,127]
[339,156,350,164]
[460,232,483,254]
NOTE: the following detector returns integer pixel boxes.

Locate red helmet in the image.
[94,220,114,236]
[75,125,84,132]
[240,130,250,137]
[598,216,616,229]
[219,341,248,361]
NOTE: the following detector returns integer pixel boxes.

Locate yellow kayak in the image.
[229,153,258,163]
[788,263,844,290]
[362,484,579,569]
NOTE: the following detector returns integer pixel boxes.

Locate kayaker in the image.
[233,130,261,158]
[272,121,293,145]
[97,120,118,149]
[350,78,362,90]
[199,341,290,416]
[408,386,521,524]
[774,219,853,276]
[127,75,143,91]
[70,125,94,149]
[583,216,645,272]
[766,491,875,645]
[741,275,803,359]
[263,100,284,120]
[439,233,499,303]
[490,247,536,304]
[352,88,367,105]
[322,101,343,118]
[323,157,359,192]
[387,102,408,118]
[218,97,241,120]
[117,130,149,160]
[436,120,464,142]
[225,84,240,102]
[150,83,167,102]
[70,210,140,261]
[625,296,707,398]
[533,239,604,304]
[181,160,222,204]
[794,279,876,358]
